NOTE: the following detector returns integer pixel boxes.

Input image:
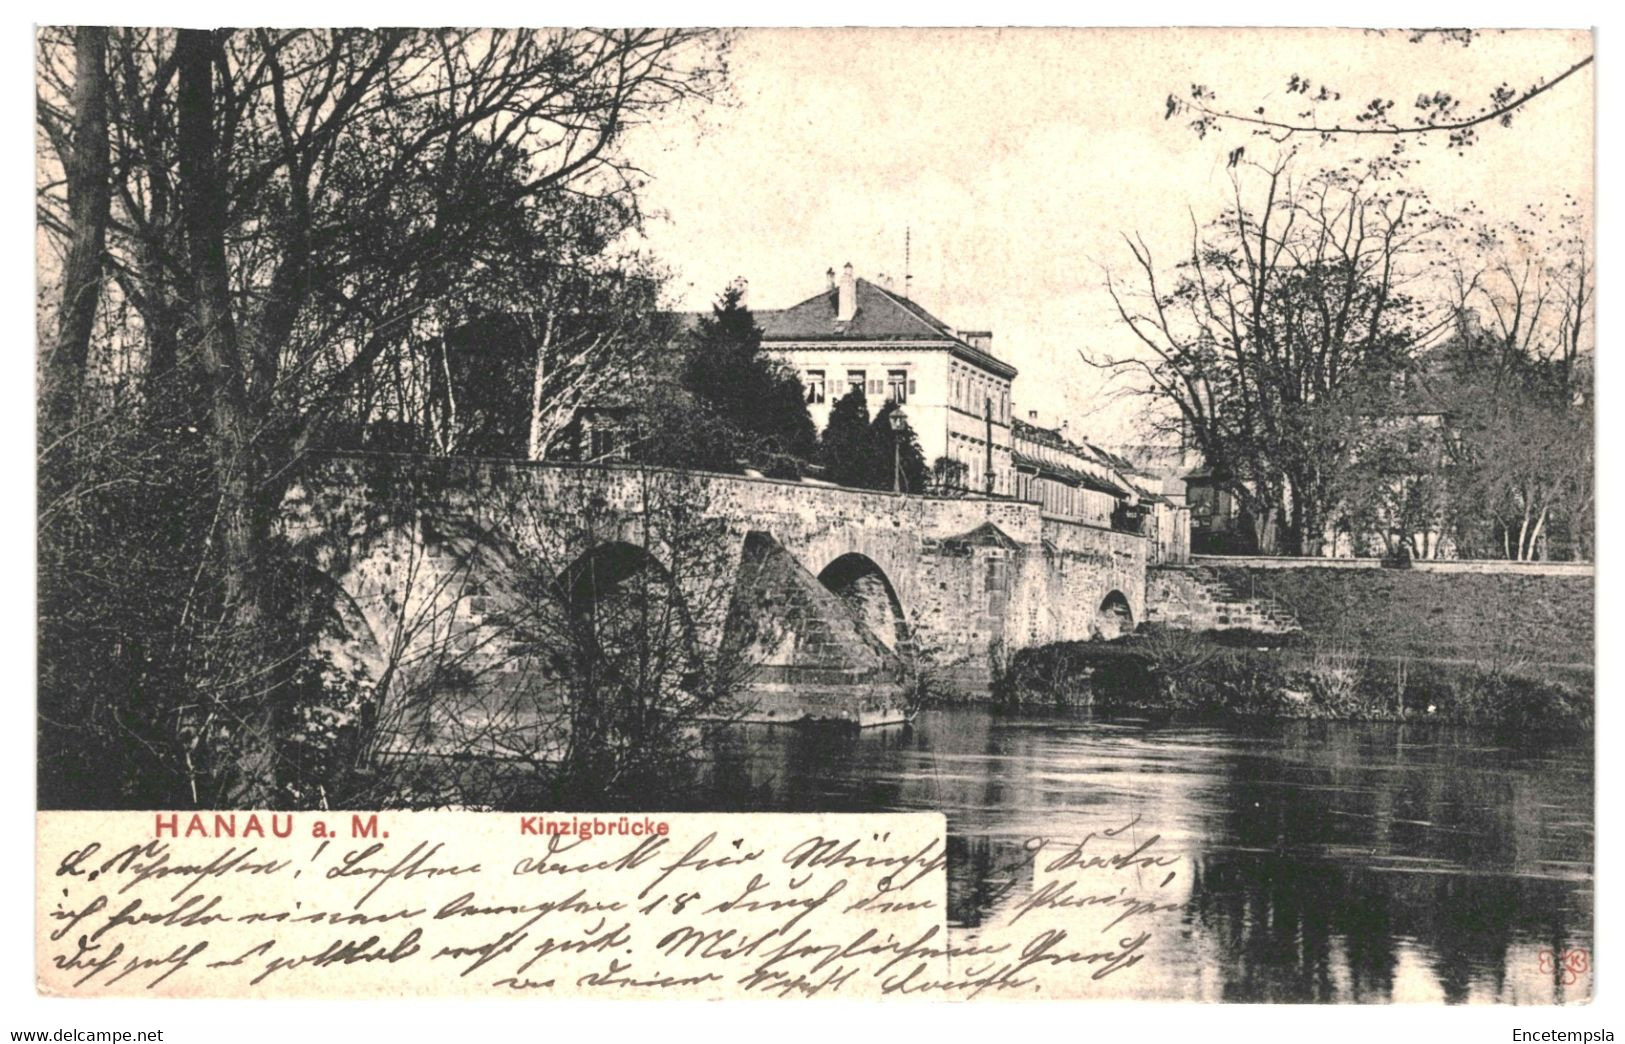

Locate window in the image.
[587,422,623,461]
[847,369,866,396]
[805,369,826,405]
[887,369,908,404]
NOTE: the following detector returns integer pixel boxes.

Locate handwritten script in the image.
[37,811,1185,999]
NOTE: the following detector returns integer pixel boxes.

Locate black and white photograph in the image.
[28,21,1600,1010]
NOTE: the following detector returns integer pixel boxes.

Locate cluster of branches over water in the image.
[1166,28,1592,156]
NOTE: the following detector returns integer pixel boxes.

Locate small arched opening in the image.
[1095,590,1135,640]
[817,552,911,654]
[554,541,701,684]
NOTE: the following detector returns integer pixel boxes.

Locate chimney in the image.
[905,273,913,300]
[837,263,856,321]
[880,272,893,292]
[826,267,836,291]
[1028,410,1038,421]
[958,330,994,353]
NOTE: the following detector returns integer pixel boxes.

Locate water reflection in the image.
[693,708,1592,1003]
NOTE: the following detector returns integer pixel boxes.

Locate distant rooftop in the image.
[1015,418,1138,490]
[1106,443,1199,479]
[757,276,1016,380]
[1011,448,1132,498]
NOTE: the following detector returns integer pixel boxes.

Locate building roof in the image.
[1085,442,1142,474]
[1104,443,1199,478]
[757,278,1017,379]
[1014,418,1110,464]
[1011,418,1182,504]
[1012,447,1132,498]
[942,521,1024,551]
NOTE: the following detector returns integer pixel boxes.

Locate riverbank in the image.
[988,630,1593,732]
[1163,561,1594,665]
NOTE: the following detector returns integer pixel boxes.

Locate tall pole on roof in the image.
[904,226,912,300]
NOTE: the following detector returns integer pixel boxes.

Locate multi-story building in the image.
[1011,416,1132,528]
[1016,416,1191,563]
[757,264,1017,496]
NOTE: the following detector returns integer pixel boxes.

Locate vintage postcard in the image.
[32,25,1595,1009]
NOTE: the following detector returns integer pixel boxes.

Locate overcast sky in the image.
[629,27,1593,443]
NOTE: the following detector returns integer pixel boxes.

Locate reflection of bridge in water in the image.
[286,453,1149,733]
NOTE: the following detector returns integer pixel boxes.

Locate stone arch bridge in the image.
[285,453,1146,730]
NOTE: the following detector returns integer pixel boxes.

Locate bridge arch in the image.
[560,541,667,609]
[816,552,911,654]
[1095,589,1134,640]
[556,541,701,677]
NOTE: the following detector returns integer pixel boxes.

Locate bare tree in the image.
[37,27,110,439]
[1432,206,1593,561]
[1095,154,1442,555]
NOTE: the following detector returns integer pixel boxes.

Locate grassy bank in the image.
[1203,565,1593,666]
[991,629,1592,733]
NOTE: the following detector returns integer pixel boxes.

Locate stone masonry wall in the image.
[1146,566,1303,634]
[285,453,1153,716]
[1149,560,1593,667]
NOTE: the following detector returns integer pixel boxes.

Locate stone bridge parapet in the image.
[284,453,1149,728]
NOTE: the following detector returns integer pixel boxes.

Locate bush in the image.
[991,640,1147,708]
[1411,665,1593,732]
[991,630,1591,733]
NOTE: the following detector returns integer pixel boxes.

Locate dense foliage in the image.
[680,282,817,469]
[994,635,1592,733]
[37,27,730,808]
[817,389,928,492]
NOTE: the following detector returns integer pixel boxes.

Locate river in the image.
[694,708,1593,1003]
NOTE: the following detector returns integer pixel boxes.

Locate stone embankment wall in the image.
[1146,567,1302,634]
[1149,557,1593,667]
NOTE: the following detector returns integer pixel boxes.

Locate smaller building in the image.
[1121,471,1192,566]
[1012,417,1131,528]
[1108,443,1245,557]
[1014,418,1191,563]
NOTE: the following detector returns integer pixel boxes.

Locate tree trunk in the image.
[137,239,184,387]
[528,313,554,461]
[1251,503,1278,555]
[1297,497,1325,558]
[43,27,111,439]
[177,29,278,807]
[1528,507,1549,562]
